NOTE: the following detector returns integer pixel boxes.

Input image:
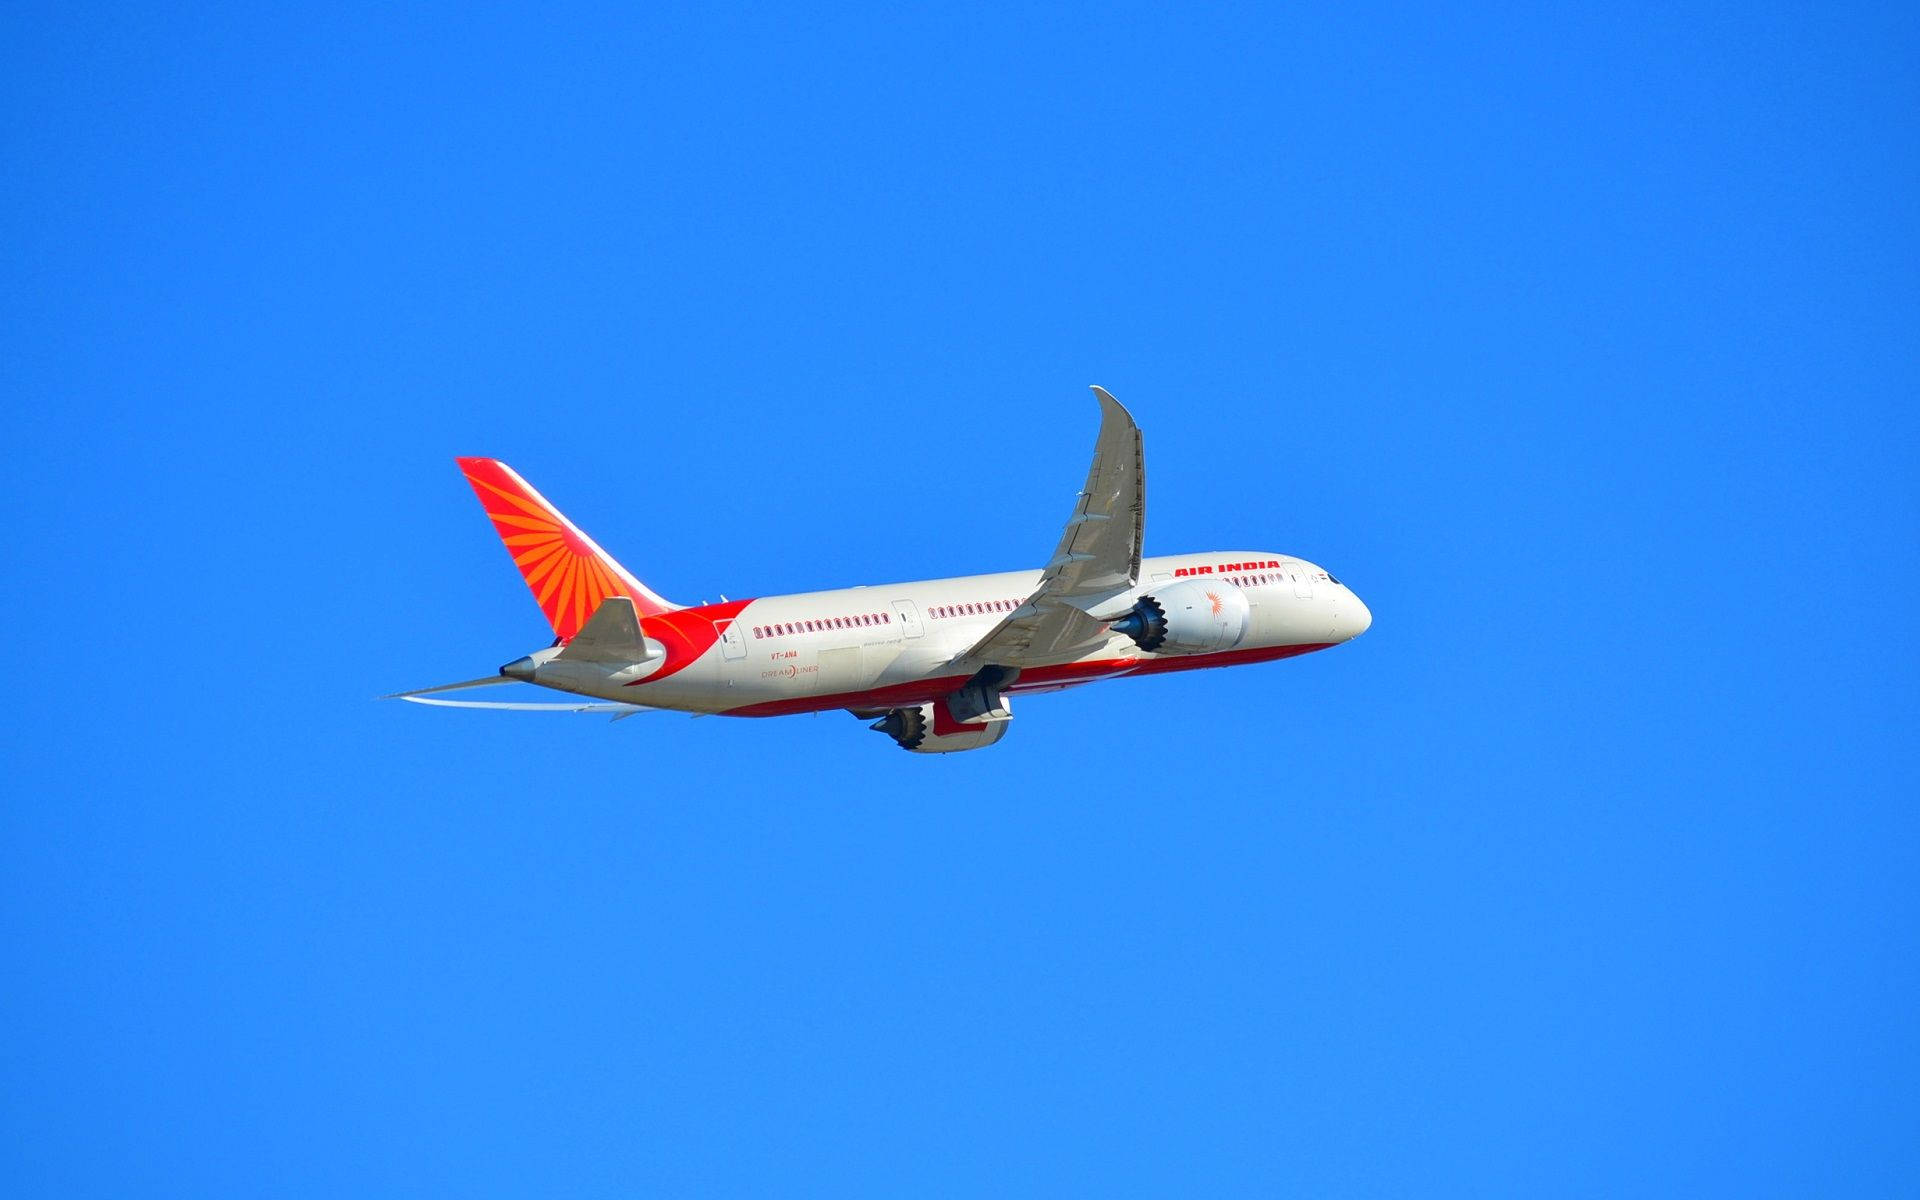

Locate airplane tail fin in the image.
[456,457,681,641]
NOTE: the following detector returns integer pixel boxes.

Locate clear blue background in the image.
[4,3,1915,1195]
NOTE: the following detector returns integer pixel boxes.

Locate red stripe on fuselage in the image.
[619,599,754,687]
[718,641,1338,718]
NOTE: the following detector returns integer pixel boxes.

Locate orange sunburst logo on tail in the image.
[457,457,667,640]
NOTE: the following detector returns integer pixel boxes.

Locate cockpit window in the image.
[1327,574,1343,586]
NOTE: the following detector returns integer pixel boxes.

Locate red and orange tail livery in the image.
[456,457,679,640]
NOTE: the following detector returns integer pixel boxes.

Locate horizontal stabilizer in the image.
[556,596,651,662]
[382,675,512,700]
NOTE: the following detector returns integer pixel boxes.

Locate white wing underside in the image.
[384,676,660,719]
[396,695,657,715]
[954,386,1144,669]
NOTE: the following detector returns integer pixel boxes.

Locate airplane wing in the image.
[394,694,658,716]
[383,674,662,719]
[953,386,1144,668]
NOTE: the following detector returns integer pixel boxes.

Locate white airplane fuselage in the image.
[402,390,1373,753]
[511,551,1371,718]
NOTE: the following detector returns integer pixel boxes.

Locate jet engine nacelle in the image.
[869,703,1011,754]
[1111,578,1250,655]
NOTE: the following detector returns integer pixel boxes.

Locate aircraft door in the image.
[892,600,924,638]
[718,617,747,660]
[1289,562,1314,599]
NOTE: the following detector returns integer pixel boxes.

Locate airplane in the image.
[391,387,1372,752]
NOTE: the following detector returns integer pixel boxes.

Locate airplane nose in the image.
[1339,593,1372,641]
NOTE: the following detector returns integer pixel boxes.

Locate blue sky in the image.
[3,2,1915,1194]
